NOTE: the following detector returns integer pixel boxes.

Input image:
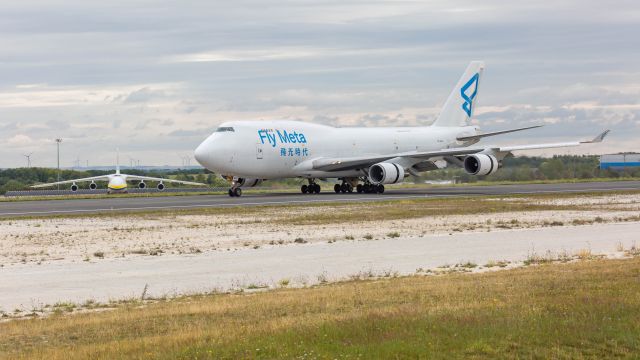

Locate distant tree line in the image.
[420,155,640,183]
[0,155,638,194]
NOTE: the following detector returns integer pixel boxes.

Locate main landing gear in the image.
[358,183,385,194]
[228,179,242,197]
[301,179,321,194]
[334,178,385,194]
[334,182,353,193]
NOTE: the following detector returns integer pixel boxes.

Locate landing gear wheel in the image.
[301,184,309,194]
[356,184,363,193]
[334,184,341,193]
[313,184,321,194]
[229,188,242,197]
[377,184,385,194]
[340,183,348,193]
[228,189,234,197]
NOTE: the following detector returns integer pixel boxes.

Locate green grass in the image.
[1,257,639,359]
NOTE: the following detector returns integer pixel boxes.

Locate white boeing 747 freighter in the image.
[194,62,609,197]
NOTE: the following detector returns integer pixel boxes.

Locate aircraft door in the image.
[256,143,264,159]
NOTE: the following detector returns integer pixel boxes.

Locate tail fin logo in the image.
[460,73,479,117]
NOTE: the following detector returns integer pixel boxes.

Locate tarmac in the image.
[0,181,638,218]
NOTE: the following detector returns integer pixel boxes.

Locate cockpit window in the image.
[215,127,235,132]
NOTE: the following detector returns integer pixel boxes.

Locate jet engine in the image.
[89,182,97,190]
[237,178,263,187]
[138,181,146,189]
[368,163,405,185]
[463,154,499,176]
[157,183,165,191]
[71,183,79,192]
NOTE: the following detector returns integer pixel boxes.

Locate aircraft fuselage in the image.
[195,120,478,179]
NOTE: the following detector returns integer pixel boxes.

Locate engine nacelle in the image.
[368,163,405,185]
[138,181,146,189]
[157,183,165,191]
[463,154,499,176]
[89,182,97,190]
[237,178,263,188]
[71,183,79,192]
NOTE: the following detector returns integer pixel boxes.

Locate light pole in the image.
[55,138,63,190]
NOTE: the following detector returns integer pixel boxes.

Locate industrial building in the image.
[600,153,640,171]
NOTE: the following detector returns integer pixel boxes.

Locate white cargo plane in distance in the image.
[31,154,205,194]
[194,61,610,197]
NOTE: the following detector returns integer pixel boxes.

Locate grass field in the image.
[1,257,639,359]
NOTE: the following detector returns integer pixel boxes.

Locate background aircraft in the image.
[32,152,205,194]
[194,62,609,197]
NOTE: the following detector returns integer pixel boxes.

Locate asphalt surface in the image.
[0,181,638,218]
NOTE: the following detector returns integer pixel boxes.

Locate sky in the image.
[1,0,639,168]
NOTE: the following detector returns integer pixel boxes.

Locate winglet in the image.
[581,130,610,144]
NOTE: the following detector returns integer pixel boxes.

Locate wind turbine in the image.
[177,153,191,167]
[23,153,33,168]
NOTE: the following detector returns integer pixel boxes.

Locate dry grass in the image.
[1,257,639,359]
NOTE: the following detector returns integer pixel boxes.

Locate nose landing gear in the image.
[228,179,243,197]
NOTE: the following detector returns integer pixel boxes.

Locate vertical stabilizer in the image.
[433,61,485,127]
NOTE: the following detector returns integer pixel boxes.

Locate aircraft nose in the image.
[194,141,208,167]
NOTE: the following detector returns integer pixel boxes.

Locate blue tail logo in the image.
[460,73,479,117]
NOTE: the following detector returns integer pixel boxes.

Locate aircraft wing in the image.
[456,125,543,142]
[123,174,206,186]
[312,148,484,172]
[312,130,610,172]
[31,175,111,188]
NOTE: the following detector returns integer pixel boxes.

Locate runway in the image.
[0,181,638,218]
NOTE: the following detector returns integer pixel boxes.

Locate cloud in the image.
[6,134,35,147]
[167,128,212,137]
[0,0,639,166]
[122,87,168,103]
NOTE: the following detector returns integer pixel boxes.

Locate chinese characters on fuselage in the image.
[258,129,309,157]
